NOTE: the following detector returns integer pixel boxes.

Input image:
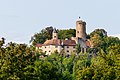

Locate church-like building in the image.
[36,19,91,55]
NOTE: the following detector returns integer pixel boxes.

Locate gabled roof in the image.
[62,39,76,46]
[44,39,61,45]
[36,44,43,47]
[36,39,91,48]
[43,39,76,46]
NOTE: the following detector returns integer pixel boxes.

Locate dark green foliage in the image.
[86,34,90,39]
[90,29,120,53]
[58,29,76,39]
[30,26,54,45]
[24,60,61,80]
[90,29,107,38]
[90,29,106,48]
[0,41,35,79]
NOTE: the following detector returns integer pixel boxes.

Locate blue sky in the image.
[0,0,120,44]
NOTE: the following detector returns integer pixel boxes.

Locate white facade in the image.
[37,45,76,55]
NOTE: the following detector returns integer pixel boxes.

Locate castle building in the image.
[36,19,91,55]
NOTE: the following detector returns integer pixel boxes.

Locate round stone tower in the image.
[76,20,86,40]
[52,28,58,39]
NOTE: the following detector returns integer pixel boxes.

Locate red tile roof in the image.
[44,39,61,45]
[36,39,91,48]
[43,39,76,46]
[63,40,76,46]
[36,44,43,47]
[86,40,91,47]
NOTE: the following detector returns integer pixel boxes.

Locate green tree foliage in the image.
[90,29,120,53]
[90,51,120,80]
[104,37,120,51]
[30,26,54,45]
[45,53,75,80]
[90,29,107,48]
[91,33,104,48]
[0,39,36,79]
[58,29,76,39]
[73,53,92,80]
[90,29,107,38]
[24,60,61,80]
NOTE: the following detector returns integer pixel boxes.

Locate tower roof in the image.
[53,28,58,33]
[76,20,86,25]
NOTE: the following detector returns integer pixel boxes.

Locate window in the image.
[45,46,46,48]
[81,48,84,53]
[49,50,51,52]
[66,54,70,58]
[55,45,58,48]
[67,46,69,48]
[67,50,69,52]
[54,36,56,38]
[73,50,76,52]
[61,45,64,48]
[77,31,79,33]
[73,46,75,48]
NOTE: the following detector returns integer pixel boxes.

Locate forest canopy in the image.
[0,27,120,80]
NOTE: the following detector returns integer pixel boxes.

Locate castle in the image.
[36,19,91,55]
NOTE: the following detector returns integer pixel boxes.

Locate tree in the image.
[58,29,76,39]
[90,33,105,48]
[30,26,54,45]
[90,29,107,48]
[104,36,120,52]
[24,60,61,80]
[0,41,36,79]
[90,29,107,38]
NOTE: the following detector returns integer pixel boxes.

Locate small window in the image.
[45,51,47,53]
[81,48,84,53]
[54,36,56,38]
[67,46,69,48]
[73,50,76,52]
[73,46,75,48]
[62,45,64,48]
[49,50,51,52]
[67,50,69,52]
[55,45,58,48]
[45,46,46,48]
[77,31,79,33]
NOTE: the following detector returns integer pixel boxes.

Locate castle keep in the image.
[36,19,91,55]
[76,20,86,40]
